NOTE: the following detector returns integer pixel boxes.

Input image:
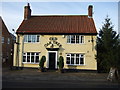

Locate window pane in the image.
[67,35,71,43]
[80,58,84,64]
[28,35,31,42]
[71,54,74,64]
[76,54,79,58]
[76,35,79,43]
[80,36,84,43]
[71,58,74,64]
[76,58,79,64]
[76,54,79,64]
[27,53,30,56]
[27,56,30,62]
[66,57,70,64]
[23,56,26,62]
[24,35,27,42]
[71,54,74,57]
[32,35,36,42]
[71,35,75,43]
[31,56,34,63]
[35,56,39,63]
[31,53,34,56]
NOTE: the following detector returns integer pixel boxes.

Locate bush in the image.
[39,56,46,69]
[58,56,64,73]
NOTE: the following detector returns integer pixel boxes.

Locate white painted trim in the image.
[66,53,85,66]
[66,35,85,44]
[47,51,58,69]
[24,35,40,43]
[22,52,40,63]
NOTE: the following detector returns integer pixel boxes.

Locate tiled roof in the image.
[16,15,97,35]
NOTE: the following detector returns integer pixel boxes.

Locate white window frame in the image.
[66,53,85,65]
[23,52,40,64]
[67,35,84,44]
[24,35,40,43]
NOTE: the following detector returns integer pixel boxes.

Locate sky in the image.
[0,0,119,35]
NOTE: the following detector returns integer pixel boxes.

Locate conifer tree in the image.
[96,16,119,73]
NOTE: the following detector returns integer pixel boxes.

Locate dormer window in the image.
[67,35,84,44]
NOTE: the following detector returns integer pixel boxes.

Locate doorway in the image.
[48,51,57,69]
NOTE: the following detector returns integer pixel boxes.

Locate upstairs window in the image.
[24,35,39,43]
[67,35,84,44]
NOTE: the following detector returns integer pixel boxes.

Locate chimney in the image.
[88,5,93,18]
[24,3,31,20]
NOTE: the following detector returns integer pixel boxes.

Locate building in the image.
[13,3,97,70]
[0,17,16,66]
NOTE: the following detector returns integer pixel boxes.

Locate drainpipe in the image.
[16,35,20,70]
[21,34,24,69]
[91,36,94,51]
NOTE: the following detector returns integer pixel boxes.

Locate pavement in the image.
[2,67,120,89]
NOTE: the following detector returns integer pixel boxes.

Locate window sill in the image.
[66,64,86,66]
[22,63,39,64]
[66,43,85,45]
[24,42,40,44]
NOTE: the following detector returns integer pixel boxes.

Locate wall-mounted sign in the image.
[44,40,62,48]
[49,37,57,41]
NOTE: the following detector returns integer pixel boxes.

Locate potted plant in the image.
[58,56,64,73]
[39,56,46,72]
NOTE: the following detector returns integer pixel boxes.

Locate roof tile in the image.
[17,15,97,34]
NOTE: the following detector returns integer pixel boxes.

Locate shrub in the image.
[39,56,46,69]
[58,56,64,69]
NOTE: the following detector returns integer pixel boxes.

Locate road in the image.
[2,67,120,89]
[3,80,120,88]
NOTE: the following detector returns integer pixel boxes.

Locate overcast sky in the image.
[0,0,119,35]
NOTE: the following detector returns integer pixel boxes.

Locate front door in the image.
[49,52,56,70]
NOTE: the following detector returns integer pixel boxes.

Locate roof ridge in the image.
[31,15,88,17]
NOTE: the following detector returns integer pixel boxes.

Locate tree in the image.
[96,16,119,73]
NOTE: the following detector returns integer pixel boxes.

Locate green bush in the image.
[39,56,46,68]
[58,56,64,69]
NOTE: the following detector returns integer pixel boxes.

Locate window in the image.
[67,35,71,43]
[24,35,39,43]
[66,53,84,65]
[28,35,31,42]
[67,35,84,44]
[80,36,84,43]
[8,38,10,44]
[23,52,40,63]
[2,37,4,43]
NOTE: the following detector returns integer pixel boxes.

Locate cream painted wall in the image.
[13,35,97,70]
